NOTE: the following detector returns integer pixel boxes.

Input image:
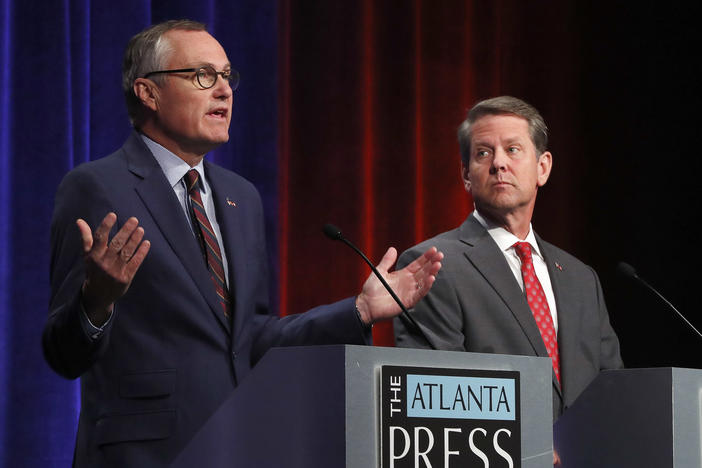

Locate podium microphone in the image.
[323,223,436,349]
[617,261,702,340]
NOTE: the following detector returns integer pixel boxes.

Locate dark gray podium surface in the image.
[173,345,552,467]
[554,367,702,468]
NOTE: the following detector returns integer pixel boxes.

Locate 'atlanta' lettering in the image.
[411,382,510,412]
[406,375,516,420]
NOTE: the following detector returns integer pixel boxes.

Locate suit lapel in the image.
[125,134,230,334]
[205,162,249,340]
[459,215,551,360]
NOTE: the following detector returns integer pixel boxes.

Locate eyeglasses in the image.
[143,65,240,90]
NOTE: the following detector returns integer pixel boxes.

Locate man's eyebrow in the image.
[472,135,526,149]
[503,136,527,145]
[472,139,493,148]
[188,62,232,69]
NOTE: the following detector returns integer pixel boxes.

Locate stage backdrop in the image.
[1,0,700,466]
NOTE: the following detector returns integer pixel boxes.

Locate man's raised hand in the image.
[76,212,151,325]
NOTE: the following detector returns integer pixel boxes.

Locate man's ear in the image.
[461,161,471,193]
[536,151,552,187]
[133,78,159,112]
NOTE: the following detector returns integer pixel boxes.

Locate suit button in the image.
[231,351,237,360]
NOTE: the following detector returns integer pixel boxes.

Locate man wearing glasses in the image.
[44,20,442,467]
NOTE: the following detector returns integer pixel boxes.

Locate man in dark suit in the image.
[394,96,623,423]
[43,20,443,466]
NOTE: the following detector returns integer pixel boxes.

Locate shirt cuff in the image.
[79,301,113,341]
[354,301,374,332]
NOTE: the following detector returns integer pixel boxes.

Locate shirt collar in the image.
[472,209,543,260]
[140,133,207,192]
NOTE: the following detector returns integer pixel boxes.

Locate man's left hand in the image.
[355,246,443,325]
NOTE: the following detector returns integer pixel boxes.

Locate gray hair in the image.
[122,19,207,126]
[457,96,548,164]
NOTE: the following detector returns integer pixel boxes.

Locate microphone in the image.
[323,223,436,349]
[617,261,702,340]
[322,224,343,241]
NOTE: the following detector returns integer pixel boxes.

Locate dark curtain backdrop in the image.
[279,1,585,347]
[2,0,701,466]
[280,0,702,355]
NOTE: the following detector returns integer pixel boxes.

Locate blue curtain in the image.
[0,1,278,465]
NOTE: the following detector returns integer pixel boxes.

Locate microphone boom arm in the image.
[338,237,429,339]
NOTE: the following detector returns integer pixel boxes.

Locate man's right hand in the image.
[76,212,151,326]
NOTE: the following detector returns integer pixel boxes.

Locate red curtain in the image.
[278,1,582,345]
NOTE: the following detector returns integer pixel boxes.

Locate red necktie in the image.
[513,242,560,383]
[185,169,231,318]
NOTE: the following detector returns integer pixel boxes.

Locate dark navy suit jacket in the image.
[43,132,368,466]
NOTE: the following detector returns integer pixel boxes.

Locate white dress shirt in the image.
[472,210,558,332]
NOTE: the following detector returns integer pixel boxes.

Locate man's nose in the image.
[213,77,233,100]
[489,148,508,173]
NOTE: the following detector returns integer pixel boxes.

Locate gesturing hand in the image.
[355,246,443,325]
[76,212,151,326]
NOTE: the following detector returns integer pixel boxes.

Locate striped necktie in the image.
[185,169,231,318]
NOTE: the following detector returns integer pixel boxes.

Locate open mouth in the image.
[207,108,228,119]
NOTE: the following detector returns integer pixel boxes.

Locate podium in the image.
[554,367,702,467]
[173,345,553,467]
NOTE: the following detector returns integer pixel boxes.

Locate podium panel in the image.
[554,367,702,468]
[173,345,553,467]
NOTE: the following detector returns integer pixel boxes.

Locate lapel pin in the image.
[555,261,563,271]
[226,197,237,207]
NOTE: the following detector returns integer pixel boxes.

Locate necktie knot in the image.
[185,169,200,194]
[513,241,533,264]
